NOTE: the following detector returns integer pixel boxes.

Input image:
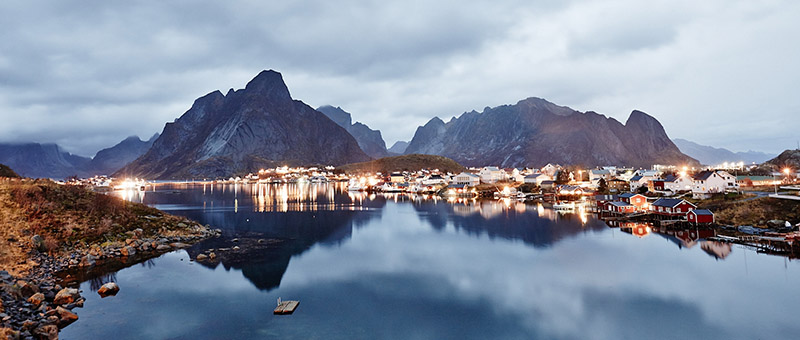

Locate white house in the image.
[524,173,552,186]
[479,167,507,183]
[452,172,481,186]
[506,168,525,182]
[541,164,561,177]
[629,174,658,192]
[664,174,694,192]
[692,170,739,199]
[589,169,613,183]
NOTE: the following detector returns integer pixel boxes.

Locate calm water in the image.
[62,183,800,340]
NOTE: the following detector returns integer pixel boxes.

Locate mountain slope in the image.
[117,70,370,179]
[388,141,409,155]
[317,105,389,159]
[0,143,92,179]
[90,134,159,175]
[404,97,697,168]
[673,138,774,165]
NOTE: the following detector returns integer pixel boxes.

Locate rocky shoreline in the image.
[0,220,219,340]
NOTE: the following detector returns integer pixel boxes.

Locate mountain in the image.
[0,143,92,179]
[317,105,389,159]
[404,97,697,168]
[672,138,774,165]
[338,154,465,174]
[388,141,409,155]
[90,134,159,175]
[117,70,370,179]
[762,149,800,170]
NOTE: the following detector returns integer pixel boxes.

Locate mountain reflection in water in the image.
[137,183,608,291]
[60,182,800,340]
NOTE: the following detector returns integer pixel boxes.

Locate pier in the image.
[274,299,300,314]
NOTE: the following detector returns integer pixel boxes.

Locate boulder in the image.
[80,254,96,267]
[209,252,216,260]
[196,254,208,261]
[27,292,45,307]
[33,324,58,340]
[97,282,119,297]
[1,327,20,340]
[120,246,136,257]
[16,280,39,297]
[156,244,171,251]
[53,288,80,305]
[169,242,190,248]
[55,306,79,327]
[31,235,45,252]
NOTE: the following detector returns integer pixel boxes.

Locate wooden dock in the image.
[274,299,299,314]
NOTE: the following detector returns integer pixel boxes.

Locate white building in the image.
[506,168,525,182]
[692,170,739,199]
[589,169,613,183]
[452,172,481,186]
[479,167,507,183]
[524,173,552,186]
[541,164,560,177]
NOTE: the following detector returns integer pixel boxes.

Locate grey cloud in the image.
[0,0,798,155]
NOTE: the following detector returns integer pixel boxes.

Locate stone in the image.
[74,298,84,307]
[0,270,11,281]
[232,238,239,242]
[53,288,80,305]
[196,254,208,261]
[97,282,119,297]
[27,293,45,307]
[21,319,37,330]
[156,244,171,251]
[80,254,96,267]
[208,252,216,260]
[0,327,20,340]
[169,242,189,248]
[33,325,57,340]
[55,306,79,327]
[16,280,39,298]
[31,235,45,252]
[120,246,136,257]
[233,246,240,251]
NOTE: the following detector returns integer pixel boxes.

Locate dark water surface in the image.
[62,183,800,339]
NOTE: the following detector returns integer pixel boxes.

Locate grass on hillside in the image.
[710,197,800,227]
[0,179,189,275]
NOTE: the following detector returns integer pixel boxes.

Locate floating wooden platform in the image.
[274,300,299,314]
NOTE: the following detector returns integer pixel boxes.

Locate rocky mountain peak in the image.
[244,69,291,102]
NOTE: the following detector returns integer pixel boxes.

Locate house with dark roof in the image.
[691,170,738,199]
[605,201,636,214]
[651,198,696,216]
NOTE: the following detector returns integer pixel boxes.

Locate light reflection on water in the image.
[65,183,800,340]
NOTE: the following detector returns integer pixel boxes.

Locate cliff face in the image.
[404,97,697,168]
[317,105,389,159]
[117,70,370,179]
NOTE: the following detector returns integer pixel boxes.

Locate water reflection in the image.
[64,184,800,340]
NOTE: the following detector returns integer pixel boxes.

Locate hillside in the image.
[404,97,698,168]
[0,179,210,275]
[762,149,800,170]
[0,163,19,178]
[338,154,465,174]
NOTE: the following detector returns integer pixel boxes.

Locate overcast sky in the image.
[1,1,798,157]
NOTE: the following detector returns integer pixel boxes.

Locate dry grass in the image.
[0,178,188,275]
[710,197,800,227]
